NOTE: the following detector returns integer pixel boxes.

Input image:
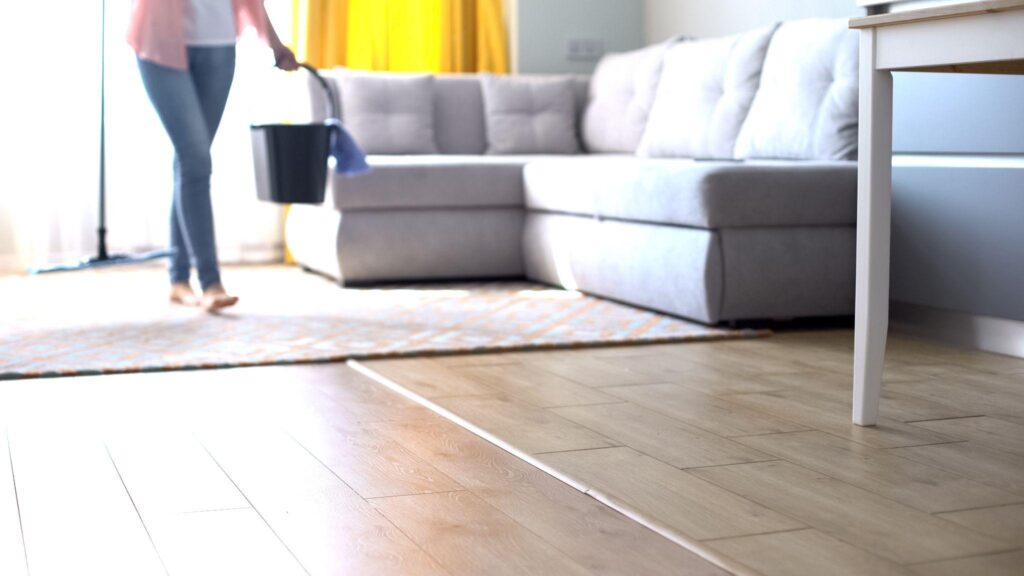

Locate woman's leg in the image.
[169,159,191,291]
[137,47,235,295]
[186,47,238,309]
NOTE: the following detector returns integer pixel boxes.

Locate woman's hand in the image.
[261,5,299,71]
[273,43,299,71]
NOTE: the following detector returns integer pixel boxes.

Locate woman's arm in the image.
[263,9,299,70]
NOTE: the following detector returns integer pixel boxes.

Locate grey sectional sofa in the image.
[284,18,858,325]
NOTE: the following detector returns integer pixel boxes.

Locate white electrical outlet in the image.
[566,38,605,62]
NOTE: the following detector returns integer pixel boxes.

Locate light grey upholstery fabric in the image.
[523,213,855,323]
[331,155,585,210]
[338,208,525,282]
[718,227,855,320]
[434,75,488,155]
[285,203,343,280]
[341,72,439,154]
[735,19,859,160]
[523,157,857,228]
[638,25,777,159]
[316,71,589,155]
[481,75,581,155]
[582,43,670,153]
[523,212,723,323]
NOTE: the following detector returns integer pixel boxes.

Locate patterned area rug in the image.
[0,266,764,380]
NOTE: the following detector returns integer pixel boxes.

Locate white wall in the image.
[513,0,644,74]
[644,0,860,42]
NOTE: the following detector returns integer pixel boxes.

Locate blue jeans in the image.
[138,46,236,290]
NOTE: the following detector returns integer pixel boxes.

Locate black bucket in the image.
[250,64,339,205]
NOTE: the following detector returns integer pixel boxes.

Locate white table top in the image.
[850,0,1024,29]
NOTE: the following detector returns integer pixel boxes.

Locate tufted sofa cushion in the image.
[340,72,440,155]
[735,18,859,161]
[637,24,777,159]
[480,75,582,155]
[582,42,672,153]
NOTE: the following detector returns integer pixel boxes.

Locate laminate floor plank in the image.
[524,355,664,388]
[604,383,809,437]
[370,418,727,576]
[938,504,1024,548]
[725,388,958,448]
[197,423,449,576]
[910,550,1024,576]
[551,402,775,469]
[0,427,27,576]
[708,528,914,576]
[450,364,619,407]
[911,417,1024,457]
[692,461,1011,564]
[889,441,1024,496]
[103,422,249,517]
[288,365,439,424]
[145,508,307,576]
[538,447,805,541]
[362,359,499,398]
[667,342,811,377]
[757,372,981,422]
[936,346,1024,374]
[372,491,592,576]
[738,431,1022,513]
[621,353,784,395]
[8,420,166,576]
[607,350,785,395]
[886,379,1024,421]
[433,395,619,454]
[285,418,465,499]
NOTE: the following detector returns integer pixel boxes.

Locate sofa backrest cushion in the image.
[340,72,440,155]
[434,75,489,154]
[481,75,581,155]
[637,24,777,160]
[582,42,671,153]
[734,19,859,161]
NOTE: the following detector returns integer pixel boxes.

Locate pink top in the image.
[128,0,270,70]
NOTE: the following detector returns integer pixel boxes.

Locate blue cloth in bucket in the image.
[326,119,371,176]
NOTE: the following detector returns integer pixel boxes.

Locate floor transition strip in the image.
[348,359,754,576]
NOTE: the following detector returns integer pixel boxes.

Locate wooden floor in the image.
[3,330,1023,575]
[0,363,723,575]
[362,330,1024,576]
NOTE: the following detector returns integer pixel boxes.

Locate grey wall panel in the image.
[516,0,644,74]
[891,167,1024,321]
[893,73,1024,155]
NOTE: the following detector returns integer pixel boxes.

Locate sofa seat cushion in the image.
[524,157,856,228]
[332,155,567,210]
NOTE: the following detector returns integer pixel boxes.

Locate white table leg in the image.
[853,29,893,427]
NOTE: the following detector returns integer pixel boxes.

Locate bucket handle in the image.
[300,63,340,121]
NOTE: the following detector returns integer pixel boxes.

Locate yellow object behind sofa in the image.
[293,0,508,73]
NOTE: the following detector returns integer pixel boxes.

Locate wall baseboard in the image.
[891,302,1024,360]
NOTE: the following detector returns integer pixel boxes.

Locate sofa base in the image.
[523,212,854,324]
[287,205,525,283]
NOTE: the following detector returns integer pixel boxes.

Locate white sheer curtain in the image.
[0,0,305,274]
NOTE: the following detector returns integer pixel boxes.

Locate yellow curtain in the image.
[292,0,508,74]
